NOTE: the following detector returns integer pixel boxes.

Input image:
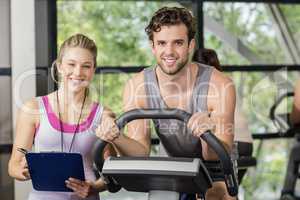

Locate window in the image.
[228,70,298,133]
[204,2,300,66]
[57,0,181,67]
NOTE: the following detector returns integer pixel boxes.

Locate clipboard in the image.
[25,152,85,192]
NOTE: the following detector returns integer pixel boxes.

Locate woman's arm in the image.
[8,98,39,181]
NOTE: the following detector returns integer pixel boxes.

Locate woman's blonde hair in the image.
[51,33,97,83]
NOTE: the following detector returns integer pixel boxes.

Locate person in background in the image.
[290,79,300,125]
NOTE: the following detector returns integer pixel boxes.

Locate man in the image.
[97,7,236,200]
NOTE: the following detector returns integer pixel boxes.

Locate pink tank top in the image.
[29,96,102,200]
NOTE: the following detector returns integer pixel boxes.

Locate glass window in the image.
[243,139,291,199]
[229,70,299,199]
[90,73,134,115]
[280,4,300,55]
[228,70,298,133]
[203,2,300,66]
[57,0,181,67]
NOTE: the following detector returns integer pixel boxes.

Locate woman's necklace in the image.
[56,89,87,152]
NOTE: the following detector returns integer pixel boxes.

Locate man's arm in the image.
[96,73,151,156]
[188,70,235,160]
[114,74,151,156]
[201,70,236,160]
[291,79,300,125]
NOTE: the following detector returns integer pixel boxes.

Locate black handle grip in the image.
[92,140,121,193]
[115,109,191,129]
[93,140,107,173]
[105,176,122,193]
[201,132,238,196]
[269,92,294,120]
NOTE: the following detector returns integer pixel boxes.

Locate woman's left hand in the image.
[65,177,98,198]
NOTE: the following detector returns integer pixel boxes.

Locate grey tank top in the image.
[144,63,213,158]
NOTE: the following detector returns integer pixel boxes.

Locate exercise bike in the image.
[93,109,238,200]
[269,92,300,200]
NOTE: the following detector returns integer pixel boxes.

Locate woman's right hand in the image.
[96,109,120,143]
[17,156,31,181]
[8,98,37,181]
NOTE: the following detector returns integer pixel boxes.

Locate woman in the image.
[8,34,114,200]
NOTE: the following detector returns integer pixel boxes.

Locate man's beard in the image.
[158,56,189,75]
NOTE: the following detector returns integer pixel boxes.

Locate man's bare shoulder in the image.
[124,71,146,95]
[207,68,236,111]
[123,71,147,109]
[210,68,234,87]
[128,71,145,84]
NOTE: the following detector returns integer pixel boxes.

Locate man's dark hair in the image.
[145,7,196,43]
[192,48,222,71]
